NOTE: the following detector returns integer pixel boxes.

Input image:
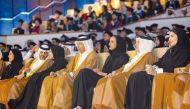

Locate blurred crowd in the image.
[13,0,190,35]
[1,23,189,62]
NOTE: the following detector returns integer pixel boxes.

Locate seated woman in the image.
[124,28,190,109]
[92,36,156,109]
[72,35,129,109]
[37,35,99,109]
[1,49,23,80]
[31,18,45,34]
[9,46,68,109]
[0,44,53,109]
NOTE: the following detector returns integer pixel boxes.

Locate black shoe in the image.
[0,103,6,109]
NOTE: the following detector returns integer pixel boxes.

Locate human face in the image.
[135,29,139,35]
[35,20,40,26]
[103,33,111,42]
[14,46,19,50]
[18,22,22,28]
[52,40,59,46]
[168,31,178,47]
[43,41,49,45]
[120,1,125,7]
[156,29,164,36]
[29,45,35,50]
[63,46,71,56]
[155,37,161,47]
[126,10,131,16]
[109,37,117,50]
[88,6,92,12]
[54,13,60,19]
[0,44,4,50]
[102,6,105,12]
[137,30,145,36]
[74,11,79,17]
[112,14,117,20]
[39,51,49,60]
[120,31,126,37]
[92,13,96,18]
[8,51,14,62]
[75,42,85,53]
[134,38,140,52]
[32,16,36,21]
[87,17,93,24]
[181,9,187,16]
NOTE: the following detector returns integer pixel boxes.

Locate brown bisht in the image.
[9,46,68,109]
[124,28,190,109]
[72,36,129,109]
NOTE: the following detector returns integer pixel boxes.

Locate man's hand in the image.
[145,65,157,76]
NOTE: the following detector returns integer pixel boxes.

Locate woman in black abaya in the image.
[1,49,23,80]
[72,35,129,109]
[124,28,190,109]
[9,46,68,109]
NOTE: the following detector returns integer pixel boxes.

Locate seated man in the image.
[72,35,130,109]
[0,44,53,109]
[37,35,99,109]
[14,19,25,35]
[125,28,190,109]
[8,46,68,109]
[92,36,156,109]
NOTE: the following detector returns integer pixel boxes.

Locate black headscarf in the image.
[155,28,190,72]
[102,36,129,74]
[1,49,23,79]
[156,35,165,48]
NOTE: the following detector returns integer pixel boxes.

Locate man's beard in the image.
[39,56,48,60]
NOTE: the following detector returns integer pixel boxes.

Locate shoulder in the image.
[89,51,98,57]
[86,51,98,61]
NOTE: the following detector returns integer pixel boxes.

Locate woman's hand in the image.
[50,72,60,78]
[93,69,108,76]
[15,73,25,80]
[22,68,29,74]
[106,71,116,78]
[93,68,100,73]
[97,72,107,77]
[50,72,54,76]
[106,73,114,78]
[145,65,157,76]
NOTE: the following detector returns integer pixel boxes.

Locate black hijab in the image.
[1,49,23,79]
[155,28,190,72]
[156,35,165,48]
[102,36,129,74]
